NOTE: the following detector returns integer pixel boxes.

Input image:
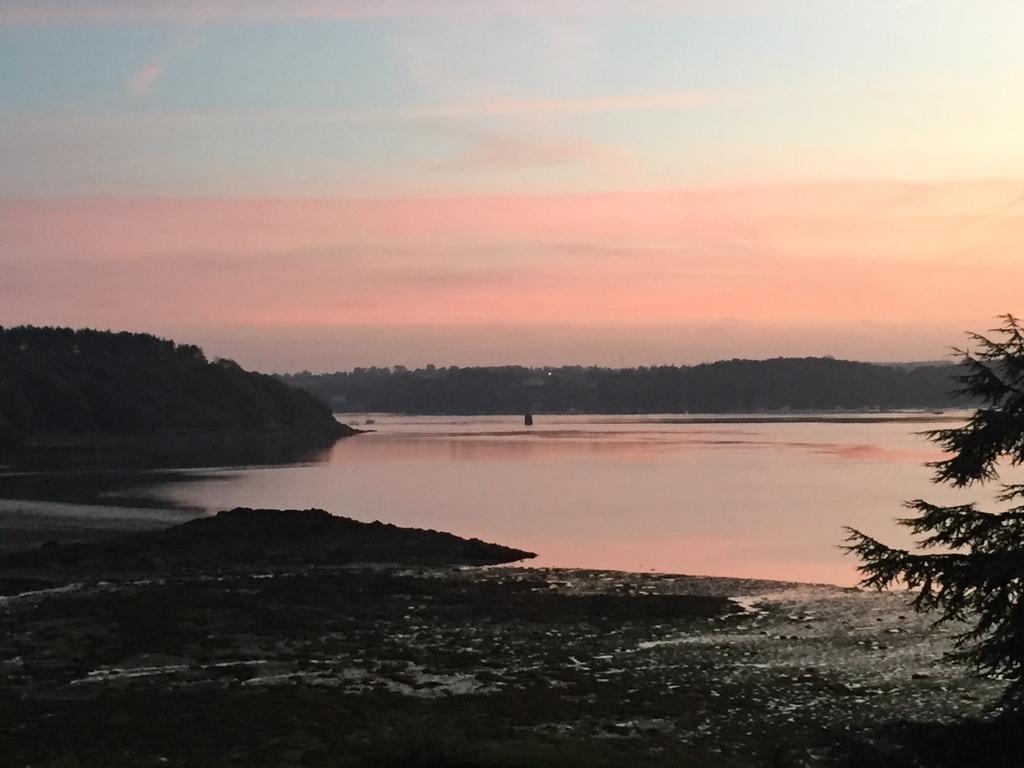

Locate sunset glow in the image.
[2,0,1022,370]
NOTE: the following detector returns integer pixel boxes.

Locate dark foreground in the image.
[0,505,1019,768]
[0,510,1018,768]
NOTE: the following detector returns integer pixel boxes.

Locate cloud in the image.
[4,90,734,130]
[124,31,203,97]
[430,135,632,173]
[400,91,732,119]
[4,180,1024,264]
[386,15,605,106]
[125,61,166,96]
[2,181,1021,369]
[0,1,765,26]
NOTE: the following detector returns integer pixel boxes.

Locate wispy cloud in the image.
[0,87,732,198]
[5,90,734,128]
[430,135,631,173]
[124,31,203,97]
[0,0,770,26]
[125,60,166,96]
[2,182,1021,364]
[401,91,733,119]
[4,180,1023,264]
[2,189,1019,333]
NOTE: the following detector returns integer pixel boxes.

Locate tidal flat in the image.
[0,556,1015,768]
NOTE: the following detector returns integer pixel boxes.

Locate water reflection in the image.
[1,413,991,586]
[124,413,983,586]
[329,433,778,463]
[328,428,944,466]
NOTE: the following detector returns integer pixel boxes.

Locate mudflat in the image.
[0,509,1016,766]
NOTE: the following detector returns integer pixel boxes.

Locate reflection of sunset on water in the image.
[327,422,950,466]
[823,443,946,463]
[139,413,996,586]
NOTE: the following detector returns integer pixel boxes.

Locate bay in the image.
[122,412,994,586]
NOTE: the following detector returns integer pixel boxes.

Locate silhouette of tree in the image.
[845,314,1024,712]
[0,326,349,467]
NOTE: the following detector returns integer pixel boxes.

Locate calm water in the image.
[122,412,998,586]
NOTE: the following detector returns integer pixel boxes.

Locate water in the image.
[126,412,994,586]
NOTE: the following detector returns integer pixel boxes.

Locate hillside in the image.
[282,357,966,415]
[0,326,354,469]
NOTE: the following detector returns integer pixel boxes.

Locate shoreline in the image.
[0,501,1009,766]
[1,499,859,587]
[338,409,969,424]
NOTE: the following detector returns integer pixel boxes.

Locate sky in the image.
[1,0,1023,372]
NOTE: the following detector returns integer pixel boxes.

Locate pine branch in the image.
[901,500,1024,551]
[844,314,1024,713]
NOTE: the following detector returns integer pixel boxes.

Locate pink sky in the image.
[2,180,1021,370]
[2,2,1022,370]
[0,0,749,25]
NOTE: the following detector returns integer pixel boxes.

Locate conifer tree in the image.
[845,314,1024,712]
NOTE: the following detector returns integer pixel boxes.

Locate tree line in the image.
[282,357,966,415]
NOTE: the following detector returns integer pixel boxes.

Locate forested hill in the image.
[281,358,965,415]
[0,327,353,469]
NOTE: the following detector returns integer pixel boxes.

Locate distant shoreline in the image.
[337,410,969,425]
[285,357,966,415]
